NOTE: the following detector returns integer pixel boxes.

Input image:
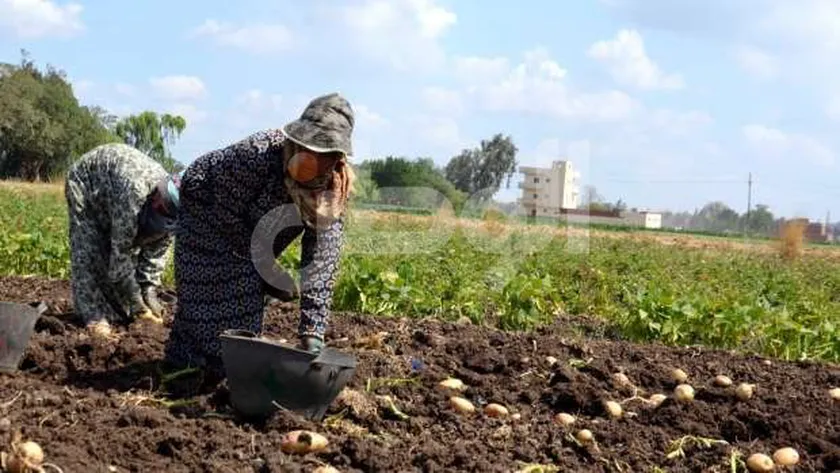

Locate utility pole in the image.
[745,172,752,236]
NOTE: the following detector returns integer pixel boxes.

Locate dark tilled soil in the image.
[0,275,838,472]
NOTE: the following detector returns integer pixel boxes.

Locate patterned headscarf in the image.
[281,93,355,230]
[137,170,184,243]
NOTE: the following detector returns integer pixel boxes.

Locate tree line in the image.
[0,50,187,180]
[3,52,800,238]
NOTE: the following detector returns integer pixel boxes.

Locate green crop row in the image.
[1,182,838,362]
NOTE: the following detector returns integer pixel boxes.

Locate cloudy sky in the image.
[2,0,839,219]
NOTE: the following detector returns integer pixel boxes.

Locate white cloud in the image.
[825,95,840,121]
[421,87,464,115]
[189,19,294,55]
[452,56,511,83]
[321,0,456,72]
[149,76,207,101]
[587,29,684,90]
[453,48,639,122]
[114,83,137,97]
[730,44,779,80]
[742,124,834,167]
[406,114,465,152]
[235,89,284,114]
[648,109,714,136]
[0,0,83,39]
[165,103,209,125]
[355,104,388,129]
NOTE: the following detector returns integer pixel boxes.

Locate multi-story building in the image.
[517,160,580,217]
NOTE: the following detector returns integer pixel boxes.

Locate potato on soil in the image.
[449,396,475,414]
[745,453,774,472]
[713,375,733,387]
[2,439,45,473]
[673,384,695,402]
[611,372,632,388]
[280,430,328,454]
[648,394,667,407]
[670,368,688,383]
[312,466,340,473]
[829,387,840,400]
[484,403,509,417]
[575,429,594,444]
[602,400,623,419]
[438,378,466,392]
[554,412,576,427]
[772,447,799,466]
[735,383,755,401]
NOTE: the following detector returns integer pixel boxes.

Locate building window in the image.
[546,178,550,183]
[534,177,540,183]
[533,193,538,199]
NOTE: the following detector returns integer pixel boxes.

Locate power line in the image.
[601,179,744,183]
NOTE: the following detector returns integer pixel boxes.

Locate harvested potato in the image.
[554,412,576,427]
[648,394,667,407]
[745,453,774,472]
[673,384,695,402]
[612,372,632,388]
[735,383,755,401]
[671,368,688,383]
[484,403,509,417]
[772,447,799,466]
[829,387,840,400]
[713,375,733,387]
[3,440,45,473]
[449,396,475,414]
[438,378,466,392]
[313,467,340,473]
[545,356,558,366]
[280,430,328,454]
[575,429,594,444]
[603,400,623,419]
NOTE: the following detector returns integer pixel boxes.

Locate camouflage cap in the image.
[282,92,354,158]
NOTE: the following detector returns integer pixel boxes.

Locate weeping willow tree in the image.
[114,111,187,172]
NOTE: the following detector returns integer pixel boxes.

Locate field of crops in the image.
[2,181,838,363]
[0,180,838,471]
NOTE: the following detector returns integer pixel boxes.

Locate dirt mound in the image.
[0,276,837,472]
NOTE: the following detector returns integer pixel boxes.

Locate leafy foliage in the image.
[358,156,466,211]
[445,133,518,199]
[2,182,837,363]
[0,51,121,181]
[114,111,187,172]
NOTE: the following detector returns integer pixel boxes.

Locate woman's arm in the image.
[297,218,345,341]
[136,234,173,288]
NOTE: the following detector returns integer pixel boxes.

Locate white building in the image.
[517,160,580,217]
[623,211,663,229]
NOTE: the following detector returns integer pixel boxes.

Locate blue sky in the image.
[2,0,840,220]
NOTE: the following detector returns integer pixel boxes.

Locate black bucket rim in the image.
[218,329,358,420]
[219,329,358,369]
[0,300,48,374]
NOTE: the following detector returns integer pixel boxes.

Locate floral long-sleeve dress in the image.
[162,129,344,376]
[65,143,173,325]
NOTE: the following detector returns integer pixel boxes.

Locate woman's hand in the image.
[298,336,324,354]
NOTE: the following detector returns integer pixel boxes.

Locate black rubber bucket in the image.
[219,329,357,421]
[0,301,47,374]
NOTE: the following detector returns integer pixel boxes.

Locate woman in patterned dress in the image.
[64,143,183,339]
[162,93,355,385]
